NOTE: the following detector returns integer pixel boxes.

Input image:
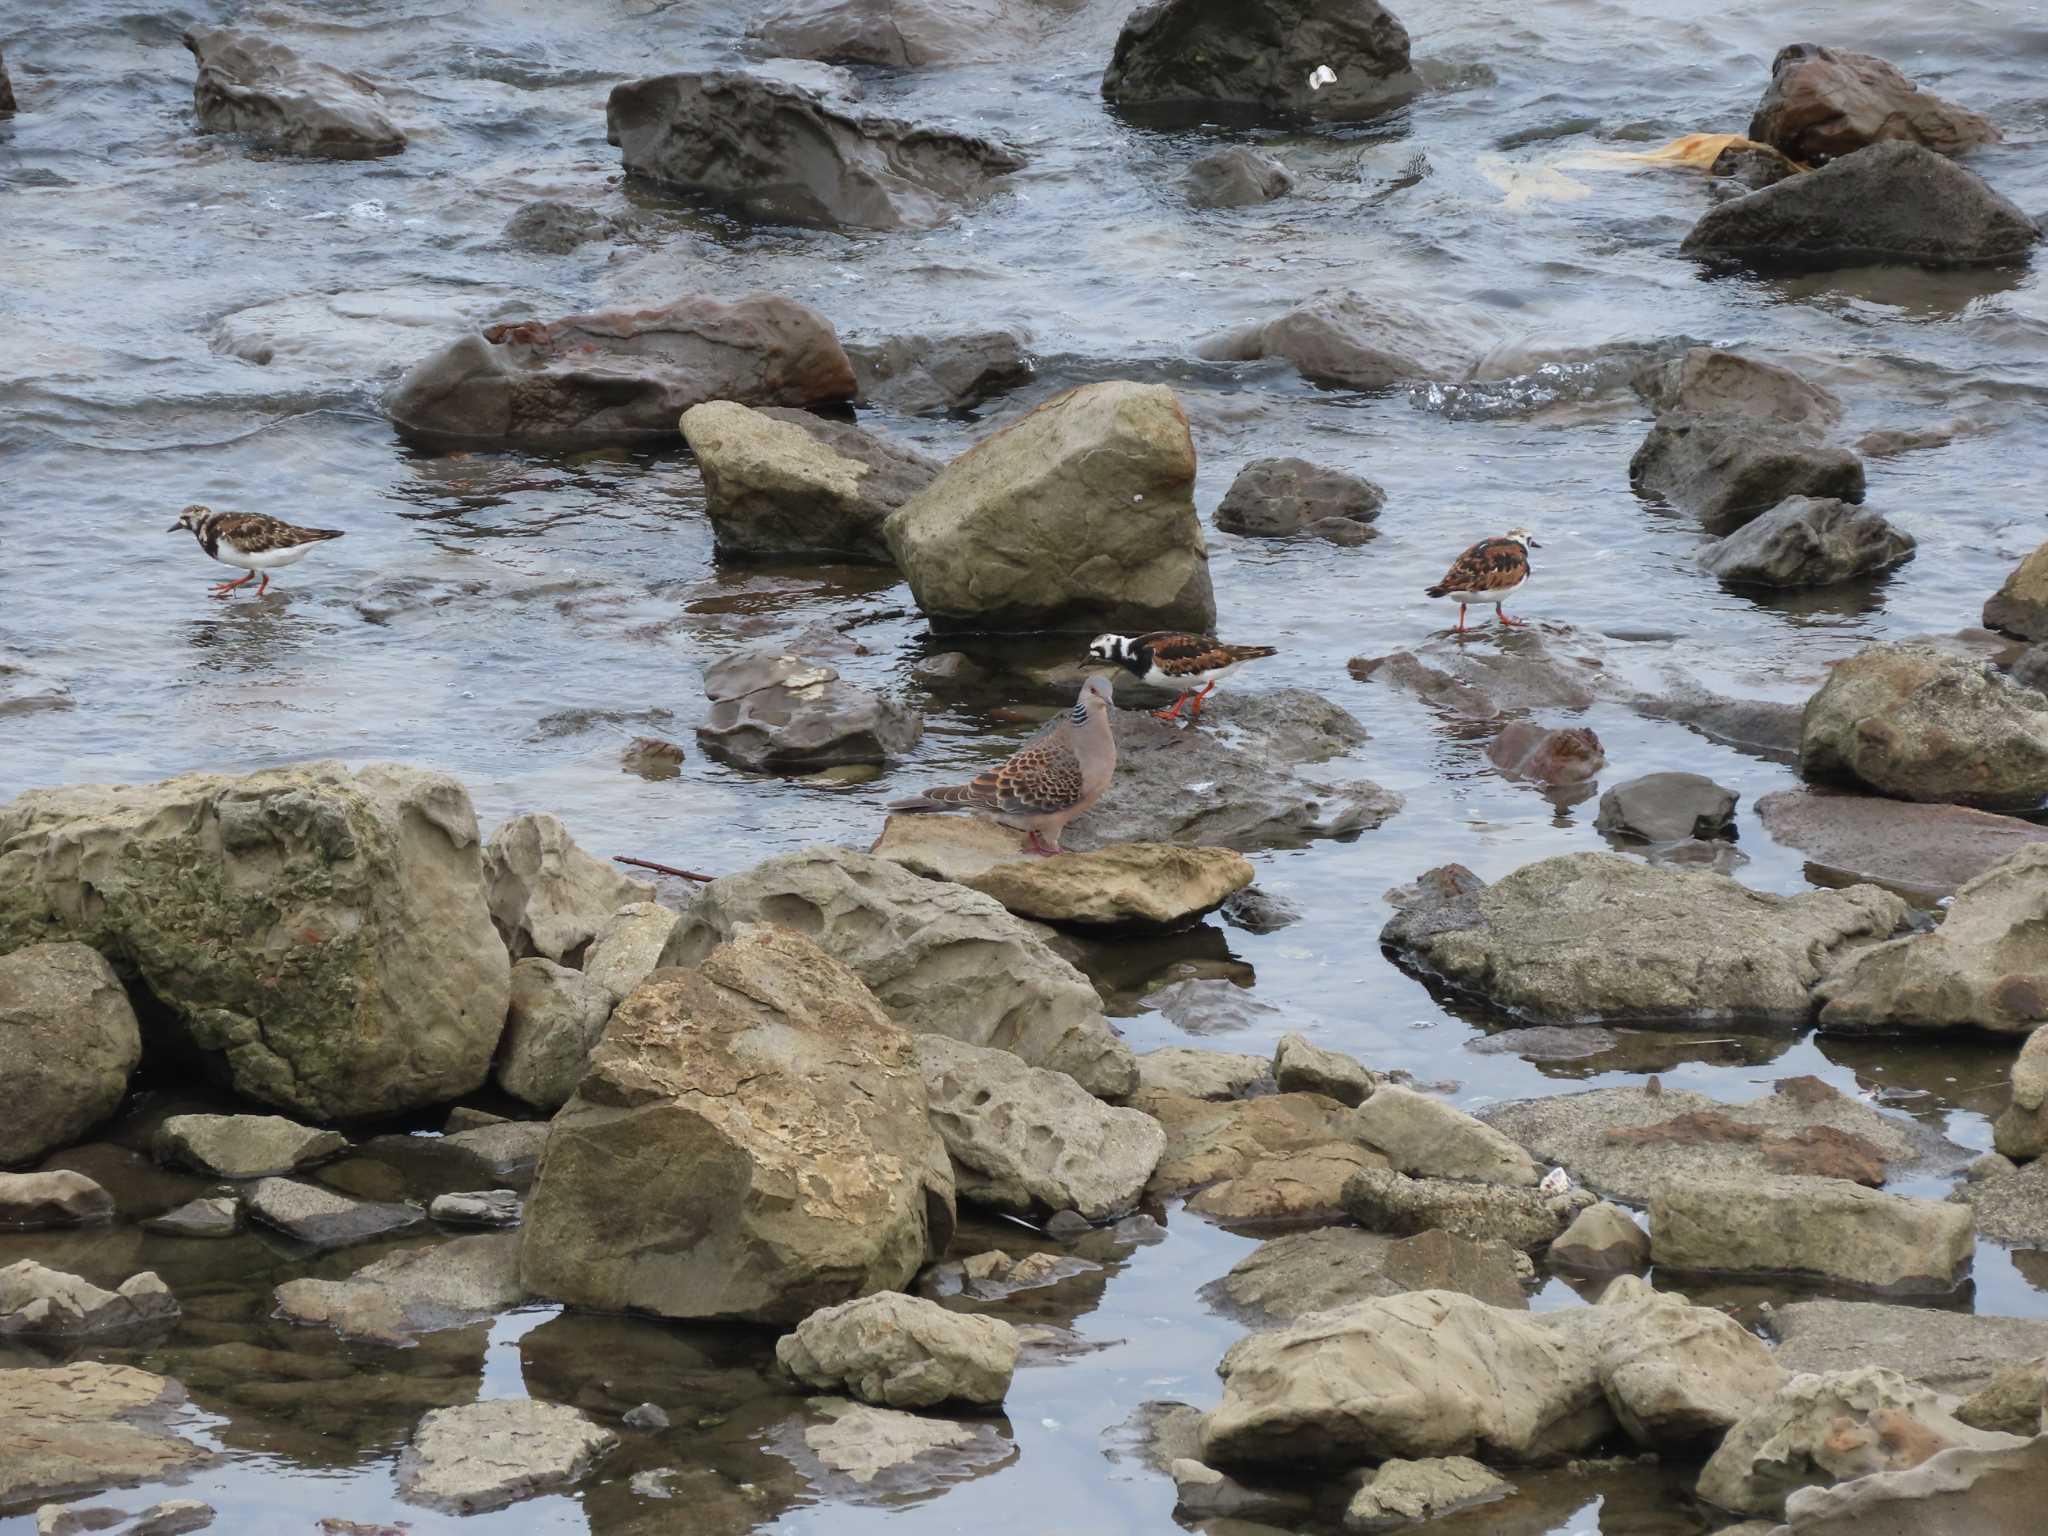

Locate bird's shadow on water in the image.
[182,593,323,676]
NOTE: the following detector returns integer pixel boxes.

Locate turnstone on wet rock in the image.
[887,675,1116,855]
[169,505,345,597]
[1086,631,1278,722]
[1426,526,1537,633]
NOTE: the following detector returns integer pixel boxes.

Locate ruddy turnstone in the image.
[1426,526,1538,632]
[168,505,345,598]
[887,675,1116,855]
[1086,631,1278,722]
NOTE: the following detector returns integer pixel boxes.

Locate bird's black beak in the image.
[165,523,182,532]
[1527,538,1542,548]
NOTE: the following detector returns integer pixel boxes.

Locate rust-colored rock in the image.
[1604,1108,1888,1185]
[1486,722,1605,786]
[1750,44,2002,165]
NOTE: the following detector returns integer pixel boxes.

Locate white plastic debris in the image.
[1539,1166,1571,1196]
[1308,65,1337,91]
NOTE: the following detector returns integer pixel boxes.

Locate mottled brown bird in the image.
[887,676,1117,855]
[1426,526,1537,632]
[168,505,345,597]
[1087,631,1278,722]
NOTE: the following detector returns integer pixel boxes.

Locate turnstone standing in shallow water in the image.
[1086,631,1278,722]
[169,505,345,597]
[1426,527,1538,632]
[887,676,1116,855]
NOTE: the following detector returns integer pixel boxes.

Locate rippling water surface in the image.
[4,1,2048,1531]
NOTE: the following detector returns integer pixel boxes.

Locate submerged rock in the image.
[0,1364,217,1507]
[1756,786,2048,899]
[1102,0,1419,123]
[1749,43,2002,164]
[0,51,13,116]
[1213,457,1384,542]
[745,0,1022,69]
[182,27,404,159]
[1595,772,1739,844]
[1630,347,1844,433]
[1346,1456,1510,1528]
[0,1172,112,1229]
[495,959,615,1112]
[1381,853,1905,1025]
[664,845,1134,1096]
[1485,722,1605,786]
[1185,147,1295,209]
[682,402,938,565]
[696,649,922,772]
[155,1115,346,1180]
[0,1262,177,1342]
[397,1400,616,1514]
[1651,1174,1973,1293]
[1983,537,2048,641]
[0,763,509,1121]
[275,1233,526,1346]
[482,811,651,965]
[1210,1227,1528,1325]
[429,1189,521,1228]
[770,1396,1013,1495]
[142,1196,240,1240]
[607,71,1024,231]
[844,329,1032,414]
[387,293,855,448]
[0,943,141,1167]
[1197,291,1482,390]
[502,199,625,254]
[1632,418,1865,536]
[884,381,1215,635]
[776,1291,1017,1407]
[1682,141,2041,272]
[1700,496,1915,587]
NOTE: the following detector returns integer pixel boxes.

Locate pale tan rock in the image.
[0,944,141,1166]
[0,1364,216,1506]
[776,1292,1017,1407]
[397,1399,616,1513]
[1993,1025,2048,1158]
[1185,1143,1385,1225]
[1652,1174,1973,1292]
[483,811,652,963]
[1352,1084,1540,1187]
[1272,1032,1375,1106]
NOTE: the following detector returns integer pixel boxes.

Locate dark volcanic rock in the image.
[386,293,855,448]
[1631,418,1865,536]
[606,71,1025,232]
[183,27,404,159]
[1681,141,2041,272]
[1102,0,1420,123]
[1185,147,1295,208]
[1749,43,2002,165]
[696,649,921,772]
[1698,497,1915,588]
[845,329,1033,414]
[1197,291,1483,390]
[1596,773,1739,845]
[1214,457,1384,542]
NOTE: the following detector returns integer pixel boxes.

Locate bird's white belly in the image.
[1145,662,1226,688]
[1435,577,1525,605]
[217,542,316,571]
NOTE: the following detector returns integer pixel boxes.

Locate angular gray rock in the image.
[1631,417,1866,536]
[244,1178,426,1251]
[1214,457,1384,542]
[1342,1167,1592,1251]
[1209,1227,1528,1325]
[844,329,1032,414]
[1799,642,2048,807]
[142,1196,240,1239]
[1756,786,2048,899]
[607,71,1024,232]
[1185,147,1294,209]
[155,1115,347,1180]
[482,811,652,964]
[661,846,1135,1098]
[495,958,616,1111]
[682,402,939,564]
[1984,537,2048,640]
[1381,853,1905,1025]
[1700,496,1915,587]
[579,901,682,1002]
[1630,347,1844,433]
[1682,141,2041,272]
[1102,0,1420,123]
[397,1400,617,1514]
[1549,1202,1651,1272]
[1818,844,2048,1035]
[275,1232,526,1346]
[0,763,509,1121]
[1650,1174,1973,1292]
[0,1171,113,1229]
[0,1262,178,1342]
[386,293,856,448]
[1197,291,1483,390]
[775,1291,1018,1407]
[695,649,922,771]
[1771,1299,2048,1397]
[0,943,140,1166]
[1750,43,2003,164]
[430,1190,522,1228]
[916,1036,1163,1220]
[1595,772,1738,844]
[1352,1084,1541,1187]
[1271,1033,1374,1106]
[182,27,403,159]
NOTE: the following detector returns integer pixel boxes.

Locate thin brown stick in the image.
[613,855,716,883]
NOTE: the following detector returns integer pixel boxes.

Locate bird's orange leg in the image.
[1152,691,1191,721]
[210,571,256,597]
[255,573,271,597]
[1186,682,1217,720]
[1497,605,1527,628]
[1453,604,1469,634]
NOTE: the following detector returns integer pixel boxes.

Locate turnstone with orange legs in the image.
[1426,526,1538,633]
[887,676,1116,855]
[1087,631,1278,723]
[168,505,345,598]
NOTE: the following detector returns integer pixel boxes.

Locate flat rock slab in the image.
[769,1396,1015,1498]
[1758,787,2048,900]
[0,1171,114,1229]
[398,1399,616,1514]
[0,1363,217,1507]
[429,1190,522,1228]
[275,1233,527,1345]
[1480,1080,1961,1205]
[1204,1227,1527,1325]
[1134,1046,1271,1101]
[1952,1157,2048,1246]
[155,1113,347,1179]
[1653,1174,1975,1294]
[245,1178,426,1251]
[1771,1300,2048,1396]
[142,1197,241,1239]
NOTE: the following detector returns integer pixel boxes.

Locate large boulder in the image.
[745,0,1021,68]
[1214,457,1384,542]
[1698,1367,2027,1517]
[1749,44,2002,164]
[1756,786,2048,899]
[1650,1174,1974,1293]
[386,293,855,449]
[661,846,1134,1097]
[1994,1024,2048,1158]
[1209,1227,1528,1325]
[844,328,1033,414]
[1983,538,2048,640]
[1799,642,2048,807]
[916,1036,1162,1219]
[482,811,652,964]
[1631,419,1865,536]
[695,649,922,771]
[682,402,938,565]
[606,71,1024,232]
[1102,0,1419,123]
[1682,142,2041,272]
[1381,852,1905,1024]
[1630,348,1844,434]
[182,27,403,158]
[494,958,615,1111]
[1586,1282,1787,1448]
[0,943,140,1167]
[1196,291,1482,390]
[520,926,952,1325]
[776,1292,1017,1407]
[0,763,510,1121]
[1817,843,2048,1036]
[883,381,1214,634]
[1700,497,1915,588]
